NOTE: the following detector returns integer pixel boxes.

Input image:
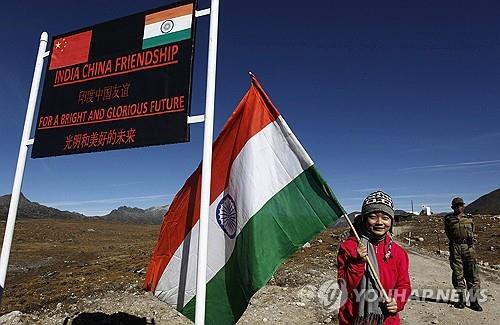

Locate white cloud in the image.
[351,187,382,193]
[400,160,500,172]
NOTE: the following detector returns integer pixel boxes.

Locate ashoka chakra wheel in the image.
[216,195,237,239]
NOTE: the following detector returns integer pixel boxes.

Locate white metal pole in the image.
[0,32,48,301]
[195,0,219,323]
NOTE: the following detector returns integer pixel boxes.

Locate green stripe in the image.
[180,166,344,324]
[142,29,191,49]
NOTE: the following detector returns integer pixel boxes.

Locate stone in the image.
[134,267,146,274]
[0,311,30,325]
[297,285,317,303]
[302,242,311,249]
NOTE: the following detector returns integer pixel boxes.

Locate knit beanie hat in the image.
[361,190,394,219]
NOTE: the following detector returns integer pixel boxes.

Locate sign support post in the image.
[195,0,219,324]
[0,32,48,300]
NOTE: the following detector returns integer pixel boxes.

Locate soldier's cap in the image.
[451,197,465,207]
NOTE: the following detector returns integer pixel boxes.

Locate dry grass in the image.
[0,219,159,314]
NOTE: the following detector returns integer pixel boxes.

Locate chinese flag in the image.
[49,30,92,70]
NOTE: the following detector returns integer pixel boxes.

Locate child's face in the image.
[364,212,392,236]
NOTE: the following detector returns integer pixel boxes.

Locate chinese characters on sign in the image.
[77,83,130,104]
[63,128,136,151]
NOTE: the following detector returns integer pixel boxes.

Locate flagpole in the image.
[0,32,49,302]
[342,214,390,302]
[195,0,219,324]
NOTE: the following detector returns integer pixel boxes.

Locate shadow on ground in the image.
[63,312,155,325]
[410,294,456,306]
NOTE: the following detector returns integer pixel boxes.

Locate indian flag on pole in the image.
[144,76,344,324]
[142,3,194,50]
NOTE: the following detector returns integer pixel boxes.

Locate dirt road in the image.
[402,249,499,325]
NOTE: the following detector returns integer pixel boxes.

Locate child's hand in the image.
[356,243,368,260]
[386,297,397,313]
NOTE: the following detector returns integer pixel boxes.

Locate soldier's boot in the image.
[455,291,465,309]
[469,290,483,312]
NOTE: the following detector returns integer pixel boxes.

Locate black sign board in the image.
[32,0,196,158]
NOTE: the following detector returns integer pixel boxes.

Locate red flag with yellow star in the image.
[48,30,92,70]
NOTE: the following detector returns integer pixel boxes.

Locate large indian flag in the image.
[144,76,344,324]
[142,3,194,50]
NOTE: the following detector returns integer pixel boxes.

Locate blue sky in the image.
[1,0,499,216]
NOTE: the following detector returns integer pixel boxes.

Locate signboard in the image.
[32,0,196,158]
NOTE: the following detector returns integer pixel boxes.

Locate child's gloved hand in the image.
[356,243,368,261]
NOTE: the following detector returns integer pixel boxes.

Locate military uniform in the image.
[444,212,480,290]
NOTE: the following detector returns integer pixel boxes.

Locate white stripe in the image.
[143,14,192,40]
[154,117,314,308]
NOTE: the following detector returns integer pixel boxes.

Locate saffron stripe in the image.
[145,4,193,25]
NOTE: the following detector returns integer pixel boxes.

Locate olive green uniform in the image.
[444,213,480,290]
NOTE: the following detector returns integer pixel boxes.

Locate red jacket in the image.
[337,235,411,325]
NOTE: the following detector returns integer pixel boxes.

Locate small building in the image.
[420,205,431,216]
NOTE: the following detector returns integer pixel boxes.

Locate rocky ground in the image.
[0,215,498,324]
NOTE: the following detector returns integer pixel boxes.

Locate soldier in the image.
[444,197,482,311]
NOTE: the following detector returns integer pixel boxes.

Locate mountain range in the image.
[465,188,500,215]
[101,205,168,224]
[0,193,168,224]
[0,193,86,220]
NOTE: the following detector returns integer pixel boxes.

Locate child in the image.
[337,191,411,325]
